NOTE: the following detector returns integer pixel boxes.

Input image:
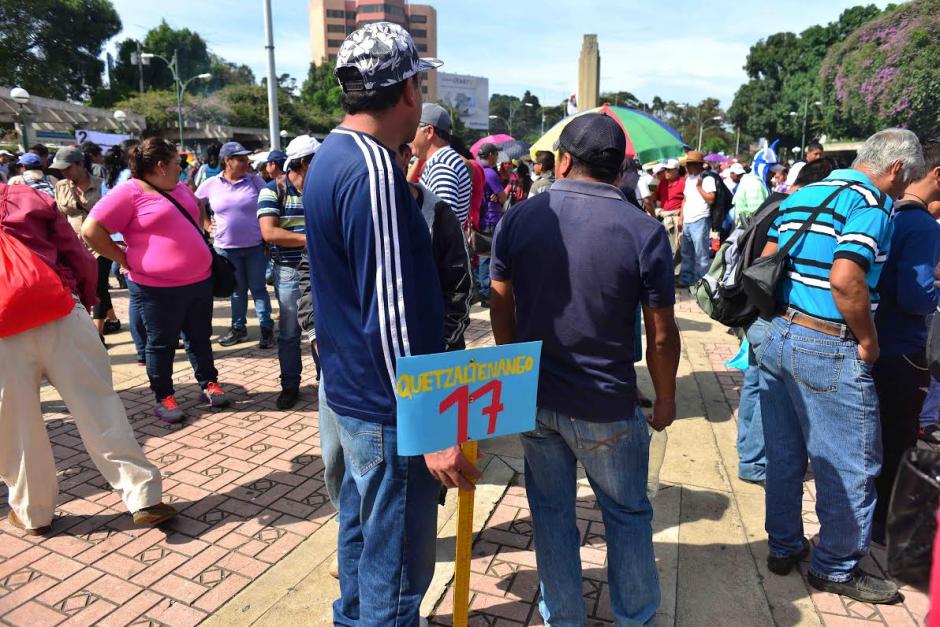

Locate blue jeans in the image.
[333,412,440,625]
[757,316,881,582]
[921,377,940,427]
[737,317,769,482]
[317,379,343,511]
[128,286,147,363]
[478,256,492,301]
[216,244,273,331]
[274,263,302,389]
[521,407,659,626]
[127,277,218,402]
[680,217,710,286]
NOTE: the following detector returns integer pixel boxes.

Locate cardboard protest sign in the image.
[395,342,542,456]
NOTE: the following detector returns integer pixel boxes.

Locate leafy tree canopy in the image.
[0,0,122,100]
[729,4,887,145]
[821,0,940,139]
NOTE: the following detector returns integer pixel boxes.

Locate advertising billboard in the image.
[436,73,489,131]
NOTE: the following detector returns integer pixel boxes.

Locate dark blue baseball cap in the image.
[219,141,251,159]
[266,149,287,164]
[18,153,41,167]
[556,113,626,168]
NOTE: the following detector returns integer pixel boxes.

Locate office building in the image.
[309,0,438,100]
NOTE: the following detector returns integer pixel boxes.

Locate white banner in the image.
[436,73,490,131]
[75,129,130,149]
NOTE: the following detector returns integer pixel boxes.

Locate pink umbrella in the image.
[471,134,514,157]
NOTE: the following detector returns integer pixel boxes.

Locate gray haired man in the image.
[756,128,924,604]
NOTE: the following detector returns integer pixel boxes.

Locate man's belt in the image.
[779,307,856,341]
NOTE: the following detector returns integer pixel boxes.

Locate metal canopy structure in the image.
[0,86,147,142]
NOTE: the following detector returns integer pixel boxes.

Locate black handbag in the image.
[470,229,494,256]
[143,179,237,298]
[886,448,940,591]
[741,183,851,318]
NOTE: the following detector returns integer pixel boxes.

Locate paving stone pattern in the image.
[0,288,932,626]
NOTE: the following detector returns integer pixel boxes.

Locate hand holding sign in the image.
[425,445,480,490]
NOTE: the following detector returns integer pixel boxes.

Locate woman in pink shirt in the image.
[83,138,229,423]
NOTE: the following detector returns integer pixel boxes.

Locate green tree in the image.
[109,20,212,97]
[113,89,226,136]
[598,91,645,109]
[301,61,343,114]
[729,4,886,144]
[206,54,255,93]
[0,0,122,100]
[820,0,940,139]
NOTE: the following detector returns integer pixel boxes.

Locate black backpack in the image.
[691,195,785,328]
[703,170,733,231]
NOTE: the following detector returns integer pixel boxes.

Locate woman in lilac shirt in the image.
[83,138,230,423]
[195,141,272,349]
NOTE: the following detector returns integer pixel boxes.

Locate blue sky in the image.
[106,0,893,109]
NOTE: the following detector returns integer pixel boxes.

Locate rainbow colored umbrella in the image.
[530,105,685,163]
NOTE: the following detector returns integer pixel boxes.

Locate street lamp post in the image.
[696,114,723,152]
[789,97,823,159]
[10,87,30,150]
[488,101,533,136]
[140,50,211,150]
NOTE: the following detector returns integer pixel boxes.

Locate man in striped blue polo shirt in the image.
[412,103,472,226]
[756,128,924,604]
[258,134,320,409]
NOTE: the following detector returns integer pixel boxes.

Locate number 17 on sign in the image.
[439,379,504,444]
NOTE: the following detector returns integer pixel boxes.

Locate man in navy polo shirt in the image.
[872,140,940,543]
[756,128,924,604]
[303,22,479,624]
[489,113,681,625]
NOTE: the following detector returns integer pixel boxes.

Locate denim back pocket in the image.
[337,417,384,476]
[791,345,843,393]
[570,416,646,452]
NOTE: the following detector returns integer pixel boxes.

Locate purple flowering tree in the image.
[820,0,940,138]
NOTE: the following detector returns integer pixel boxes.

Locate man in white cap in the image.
[656,158,685,276]
[412,102,472,225]
[303,22,479,623]
[257,135,320,410]
[726,162,746,194]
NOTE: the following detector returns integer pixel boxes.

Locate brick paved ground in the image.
[424,291,933,626]
[0,286,933,626]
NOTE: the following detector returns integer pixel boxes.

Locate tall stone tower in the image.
[577,34,600,112]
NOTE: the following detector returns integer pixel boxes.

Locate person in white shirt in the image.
[678,150,716,287]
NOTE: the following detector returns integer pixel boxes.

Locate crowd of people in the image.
[1,18,939,625]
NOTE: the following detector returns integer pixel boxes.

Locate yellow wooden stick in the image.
[452,440,479,627]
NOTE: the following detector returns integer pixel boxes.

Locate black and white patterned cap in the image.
[335,22,442,93]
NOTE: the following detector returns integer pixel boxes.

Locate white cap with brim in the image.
[664,158,680,170]
[284,135,321,171]
[785,162,805,187]
[728,163,746,175]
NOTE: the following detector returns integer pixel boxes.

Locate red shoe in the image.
[203,382,230,408]
[155,395,184,423]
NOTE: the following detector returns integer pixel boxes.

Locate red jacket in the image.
[0,183,97,308]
